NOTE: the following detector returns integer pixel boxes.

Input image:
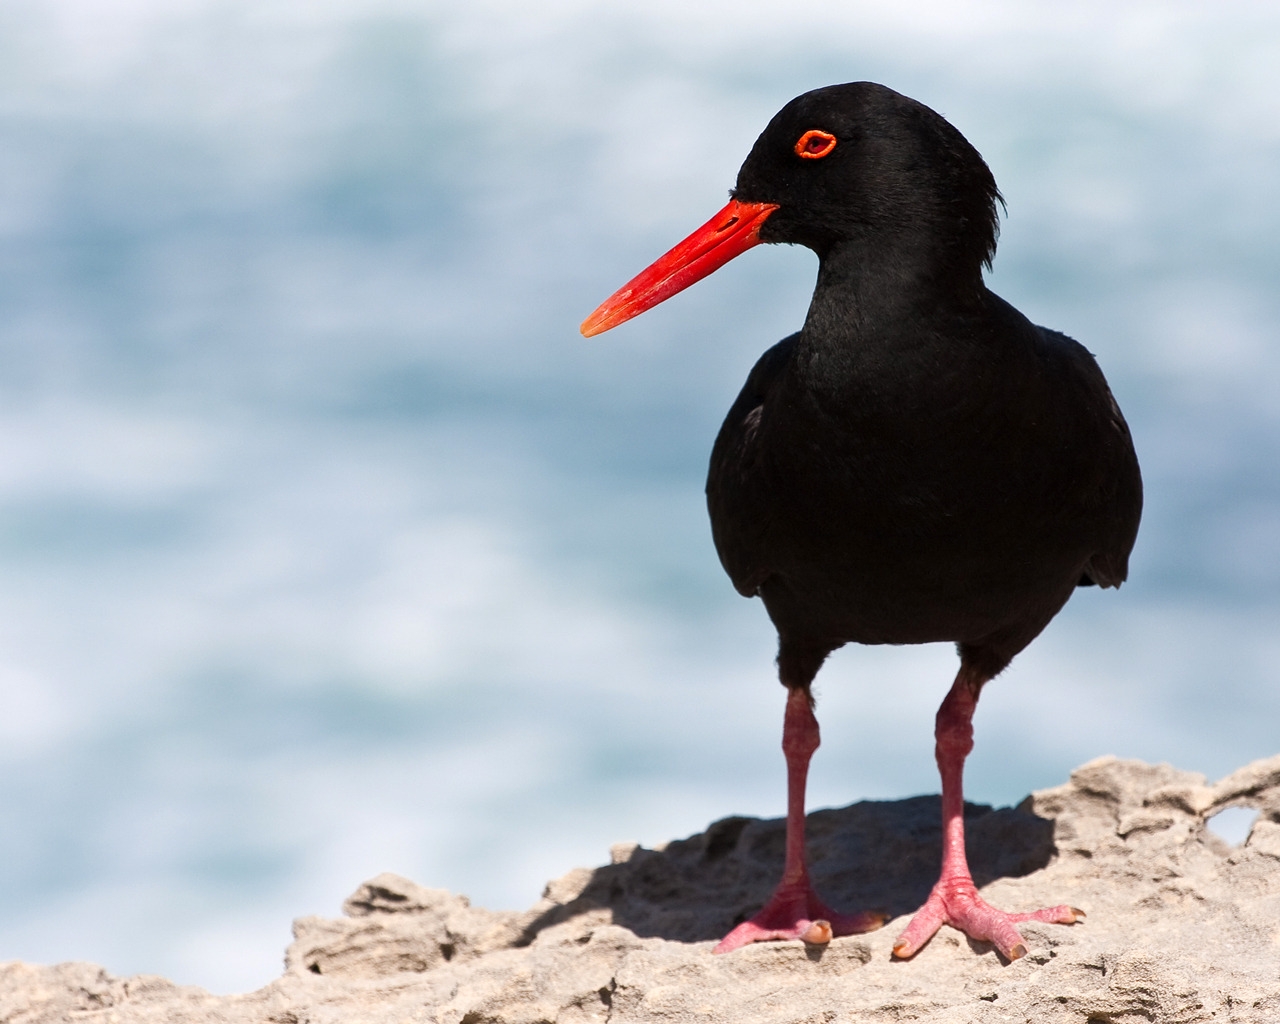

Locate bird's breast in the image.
[707,328,1117,646]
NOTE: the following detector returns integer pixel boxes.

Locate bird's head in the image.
[581,82,1001,338]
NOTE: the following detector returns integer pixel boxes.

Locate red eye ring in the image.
[795,129,837,160]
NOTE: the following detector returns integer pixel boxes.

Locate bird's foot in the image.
[892,875,1083,962]
[714,879,887,954]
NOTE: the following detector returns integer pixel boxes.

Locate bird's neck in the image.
[802,236,983,340]
[792,239,988,393]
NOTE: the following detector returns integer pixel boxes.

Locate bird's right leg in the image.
[892,662,1082,961]
[713,685,885,953]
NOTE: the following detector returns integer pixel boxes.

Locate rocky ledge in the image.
[4,754,1280,1023]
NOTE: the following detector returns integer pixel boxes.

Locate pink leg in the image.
[892,666,1083,962]
[715,687,886,954]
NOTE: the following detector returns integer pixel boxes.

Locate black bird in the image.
[581,82,1141,961]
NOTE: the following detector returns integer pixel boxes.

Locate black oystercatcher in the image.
[580,83,1141,961]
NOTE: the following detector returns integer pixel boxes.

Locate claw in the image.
[713,882,883,953]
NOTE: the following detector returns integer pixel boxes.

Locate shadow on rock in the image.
[518,795,1056,946]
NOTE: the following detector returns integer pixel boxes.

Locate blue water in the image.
[0,0,1277,994]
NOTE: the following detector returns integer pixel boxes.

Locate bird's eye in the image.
[794,130,837,160]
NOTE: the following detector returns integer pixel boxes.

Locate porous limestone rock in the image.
[4,754,1280,1022]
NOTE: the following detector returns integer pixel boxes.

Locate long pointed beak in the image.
[580,198,779,337]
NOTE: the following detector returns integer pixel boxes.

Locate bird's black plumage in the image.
[705,82,1141,686]
[582,79,1141,958]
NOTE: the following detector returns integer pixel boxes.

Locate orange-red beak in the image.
[580,198,779,337]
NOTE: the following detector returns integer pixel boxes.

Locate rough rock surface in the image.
[5,754,1280,1022]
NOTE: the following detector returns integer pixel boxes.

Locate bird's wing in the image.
[706,334,799,597]
[1038,328,1144,590]
[1078,379,1143,588]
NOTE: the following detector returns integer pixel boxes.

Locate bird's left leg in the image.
[892,662,1082,961]
[714,685,885,953]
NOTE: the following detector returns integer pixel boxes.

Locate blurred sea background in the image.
[0,0,1277,994]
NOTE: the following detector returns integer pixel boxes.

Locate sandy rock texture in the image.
[4,754,1280,1023]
